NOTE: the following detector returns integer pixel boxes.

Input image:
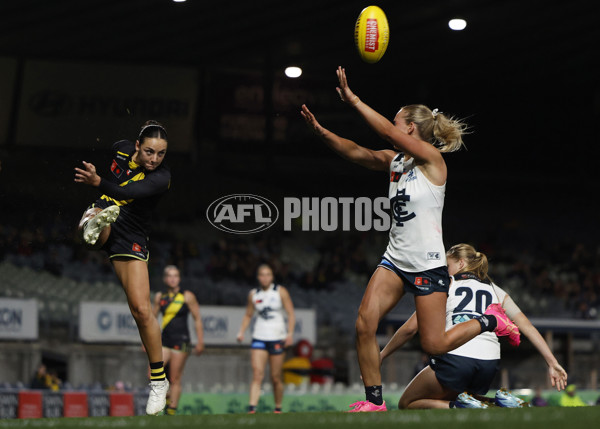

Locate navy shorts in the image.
[378,257,450,296]
[251,339,285,355]
[430,353,499,395]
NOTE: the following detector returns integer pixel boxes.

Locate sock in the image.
[165,406,177,416]
[365,385,383,405]
[247,405,256,413]
[449,401,457,408]
[149,361,166,381]
[274,407,282,413]
[474,315,497,333]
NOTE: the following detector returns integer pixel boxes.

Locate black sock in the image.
[449,401,457,408]
[149,361,166,381]
[365,385,383,405]
[247,405,256,413]
[474,315,497,333]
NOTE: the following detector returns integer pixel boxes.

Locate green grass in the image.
[0,407,599,429]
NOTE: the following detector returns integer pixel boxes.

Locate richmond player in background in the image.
[301,67,520,412]
[237,264,295,414]
[74,120,171,415]
[380,244,567,409]
[153,265,204,416]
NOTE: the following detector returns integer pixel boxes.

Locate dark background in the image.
[0,0,598,242]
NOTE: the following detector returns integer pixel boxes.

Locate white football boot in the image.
[146,379,169,415]
[83,205,120,245]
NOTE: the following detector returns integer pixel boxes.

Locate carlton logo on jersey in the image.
[258,307,274,320]
[390,189,416,226]
[206,194,279,234]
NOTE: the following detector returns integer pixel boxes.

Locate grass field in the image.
[0,407,598,429]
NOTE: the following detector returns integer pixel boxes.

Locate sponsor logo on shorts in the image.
[414,277,432,291]
[132,243,142,252]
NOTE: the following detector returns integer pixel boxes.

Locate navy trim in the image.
[455,272,490,285]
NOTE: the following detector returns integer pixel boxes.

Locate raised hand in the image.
[335,66,359,106]
[74,161,101,187]
[300,104,325,136]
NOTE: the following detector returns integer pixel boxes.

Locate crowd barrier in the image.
[1,389,598,418]
[0,389,148,418]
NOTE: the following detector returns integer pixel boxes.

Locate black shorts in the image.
[90,200,149,262]
[378,257,450,296]
[430,353,499,395]
[162,335,191,353]
[250,339,285,355]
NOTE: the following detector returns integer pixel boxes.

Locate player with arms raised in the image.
[301,68,520,411]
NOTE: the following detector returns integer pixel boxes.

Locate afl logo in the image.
[206,194,279,234]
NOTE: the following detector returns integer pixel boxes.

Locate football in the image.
[354,6,390,64]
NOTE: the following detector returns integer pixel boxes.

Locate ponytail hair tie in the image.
[432,108,440,119]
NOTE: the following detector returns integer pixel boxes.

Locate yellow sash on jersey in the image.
[161,292,185,330]
[100,171,145,206]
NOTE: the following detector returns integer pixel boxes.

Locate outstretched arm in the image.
[301,104,395,171]
[335,67,443,166]
[503,295,568,391]
[380,312,419,362]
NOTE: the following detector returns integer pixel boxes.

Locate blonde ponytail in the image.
[446,243,491,282]
[400,104,468,152]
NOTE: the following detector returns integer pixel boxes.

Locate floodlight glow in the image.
[448,19,467,31]
[285,66,302,78]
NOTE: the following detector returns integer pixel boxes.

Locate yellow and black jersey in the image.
[96,140,170,239]
[159,290,190,344]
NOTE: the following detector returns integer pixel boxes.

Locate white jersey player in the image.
[380,244,568,409]
[383,154,447,273]
[301,66,519,412]
[251,283,287,342]
[237,264,295,414]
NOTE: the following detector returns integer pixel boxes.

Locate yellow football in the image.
[354,6,390,64]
